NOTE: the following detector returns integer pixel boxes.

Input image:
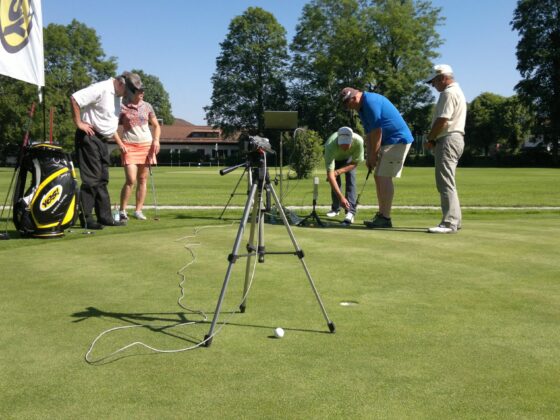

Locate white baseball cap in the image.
[425,64,453,83]
[337,127,353,145]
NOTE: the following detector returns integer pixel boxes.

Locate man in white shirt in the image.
[70,74,128,229]
[424,64,467,234]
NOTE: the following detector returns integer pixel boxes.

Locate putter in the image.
[148,164,159,221]
[78,192,94,235]
[356,169,372,206]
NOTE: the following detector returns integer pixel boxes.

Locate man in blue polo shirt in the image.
[340,87,414,228]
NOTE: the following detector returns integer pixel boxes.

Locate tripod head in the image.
[220,135,274,182]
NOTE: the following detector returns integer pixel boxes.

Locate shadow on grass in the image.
[173,214,240,222]
[73,306,331,364]
[0,229,21,240]
[296,222,428,233]
[72,306,329,335]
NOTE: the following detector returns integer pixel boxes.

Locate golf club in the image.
[356,169,372,206]
[148,164,159,221]
[0,103,36,240]
[78,191,94,235]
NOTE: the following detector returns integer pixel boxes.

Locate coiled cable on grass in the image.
[85,176,268,363]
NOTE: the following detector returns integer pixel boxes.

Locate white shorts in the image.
[374,143,411,178]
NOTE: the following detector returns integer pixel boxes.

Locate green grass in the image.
[2,166,559,208]
[0,167,559,418]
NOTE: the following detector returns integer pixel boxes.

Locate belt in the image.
[437,131,464,140]
[93,131,114,142]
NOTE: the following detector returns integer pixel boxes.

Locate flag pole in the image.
[42,86,46,143]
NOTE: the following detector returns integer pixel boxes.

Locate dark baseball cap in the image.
[340,87,359,103]
[120,71,144,92]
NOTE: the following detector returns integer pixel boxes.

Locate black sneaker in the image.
[99,219,127,227]
[81,221,104,230]
[364,212,392,228]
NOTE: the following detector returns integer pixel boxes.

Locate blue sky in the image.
[43,0,521,125]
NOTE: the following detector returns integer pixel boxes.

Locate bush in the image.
[285,129,323,179]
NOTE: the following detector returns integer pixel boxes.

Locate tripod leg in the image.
[239,185,261,313]
[257,189,265,263]
[205,182,259,347]
[268,184,336,333]
[219,167,247,219]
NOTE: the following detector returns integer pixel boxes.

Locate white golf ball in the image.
[274,327,285,338]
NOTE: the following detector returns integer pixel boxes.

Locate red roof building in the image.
[109,118,239,164]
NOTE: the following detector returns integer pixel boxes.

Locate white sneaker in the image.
[428,225,457,234]
[342,213,354,225]
[326,210,340,218]
[134,211,147,220]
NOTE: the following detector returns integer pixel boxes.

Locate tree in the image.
[0,76,39,158]
[289,0,443,139]
[511,0,560,160]
[500,95,534,152]
[364,0,442,116]
[0,20,118,152]
[464,92,535,157]
[130,69,174,124]
[205,7,290,137]
[290,0,369,138]
[285,129,323,179]
[466,92,507,156]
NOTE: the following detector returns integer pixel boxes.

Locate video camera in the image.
[244,135,274,155]
[219,135,275,177]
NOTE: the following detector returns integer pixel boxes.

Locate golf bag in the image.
[12,143,78,238]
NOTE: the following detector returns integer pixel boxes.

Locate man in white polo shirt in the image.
[424,64,467,234]
[70,74,129,229]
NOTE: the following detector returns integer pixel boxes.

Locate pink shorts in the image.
[121,143,157,166]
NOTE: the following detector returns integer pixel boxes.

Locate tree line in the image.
[0,0,558,166]
[204,0,559,166]
[0,20,174,156]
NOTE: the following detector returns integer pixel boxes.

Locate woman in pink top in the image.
[118,73,161,220]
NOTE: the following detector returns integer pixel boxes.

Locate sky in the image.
[43,0,521,126]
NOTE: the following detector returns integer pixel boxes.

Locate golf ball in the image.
[274,327,285,338]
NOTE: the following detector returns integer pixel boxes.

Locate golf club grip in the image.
[313,177,319,201]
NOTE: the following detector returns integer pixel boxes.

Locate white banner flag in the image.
[0,0,44,86]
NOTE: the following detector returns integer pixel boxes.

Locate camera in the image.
[245,135,274,154]
[219,135,274,177]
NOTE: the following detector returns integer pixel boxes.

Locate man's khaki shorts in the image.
[374,143,411,178]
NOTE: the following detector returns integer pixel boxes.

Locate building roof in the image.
[111,118,239,145]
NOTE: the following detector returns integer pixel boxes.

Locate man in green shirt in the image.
[324,127,365,225]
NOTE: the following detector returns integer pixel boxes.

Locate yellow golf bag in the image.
[12,143,78,238]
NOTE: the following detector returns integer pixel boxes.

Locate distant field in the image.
[3,166,558,208]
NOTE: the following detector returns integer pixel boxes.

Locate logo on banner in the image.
[0,0,34,53]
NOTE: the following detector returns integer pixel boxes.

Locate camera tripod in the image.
[204,151,335,347]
